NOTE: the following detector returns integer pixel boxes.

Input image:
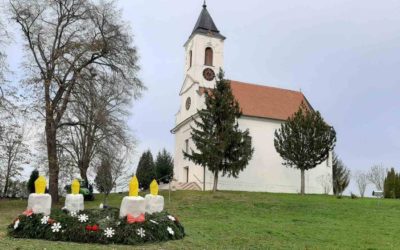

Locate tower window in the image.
[189,50,192,68]
[205,47,213,66]
[185,139,189,153]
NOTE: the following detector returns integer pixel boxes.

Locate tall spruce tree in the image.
[184,70,254,192]
[384,168,397,198]
[155,149,174,184]
[332,152,350,196]
[274,103,336,195]
[135,150,156,190]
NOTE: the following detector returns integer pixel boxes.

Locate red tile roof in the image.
[200,80,309,121]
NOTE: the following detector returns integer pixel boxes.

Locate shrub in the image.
[350,193,358,199]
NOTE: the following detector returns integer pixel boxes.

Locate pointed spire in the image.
[189,1,225,40]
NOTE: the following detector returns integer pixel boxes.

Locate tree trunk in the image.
[3,161,11,197]
[203,166,206,191]
[213,171,218,192]
[300,169,305,195]
[46,120,59,203]
[78,160,88,183]
[3,175,9,197]
[103,194,109,207]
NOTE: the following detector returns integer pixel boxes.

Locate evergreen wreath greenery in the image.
[8,208,185,245]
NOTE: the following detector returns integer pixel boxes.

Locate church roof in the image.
[190,2,226,40]
[200,81,311,121]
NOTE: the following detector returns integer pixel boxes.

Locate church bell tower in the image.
[173,1,227,189]
[183,1,226,90]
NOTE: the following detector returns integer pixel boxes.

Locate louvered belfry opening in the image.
[205,47,213,66]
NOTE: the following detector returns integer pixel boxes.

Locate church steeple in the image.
[189,2,225,40]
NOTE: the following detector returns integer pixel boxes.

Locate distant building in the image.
[172,3,332,194]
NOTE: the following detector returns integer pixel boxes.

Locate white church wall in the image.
[216,116,333,194]
[173,115,333,194]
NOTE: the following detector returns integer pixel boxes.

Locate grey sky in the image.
[4,0,400,193]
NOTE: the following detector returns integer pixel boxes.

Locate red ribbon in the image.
[23,209,33,216]
[127,213,145,224]
[85,224,100,231]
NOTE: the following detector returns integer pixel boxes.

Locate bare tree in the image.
[0,123,31,197]
[10,0,143,202]
[0,7,8,87]
[367,164,386,191]
[95,143,133,205]
[354,171,368,198]
[59,70,138,182]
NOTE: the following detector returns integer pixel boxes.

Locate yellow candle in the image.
[150,179,158,196]
[35,176,46,194]
[71,179,80,195]
[129,176,139,197]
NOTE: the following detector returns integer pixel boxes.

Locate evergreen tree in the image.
[27,169,39,194]
[184,70,254,192]
[384,168,397,198]
[395,172,400,198]
[94,159,113,206]
[332,152,350,196]
[274,103,336,195]
[135,150,156,190]
[155,149,174,184]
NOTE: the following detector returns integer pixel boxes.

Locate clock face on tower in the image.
[203,68,215,81]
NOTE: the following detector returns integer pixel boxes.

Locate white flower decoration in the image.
[104,227,115,238]
[78,214,89,223]
[51,222,62,233]
[150,219,158,224]
[137,228,145,238]
[70,211,77,217]
[41,216,49,225]
[167,226,174,235]
[14,219,20,229]
[167,215,176,221]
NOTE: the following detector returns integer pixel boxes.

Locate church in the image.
[171,3,332,194]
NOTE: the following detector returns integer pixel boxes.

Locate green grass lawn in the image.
[0,191,399,249]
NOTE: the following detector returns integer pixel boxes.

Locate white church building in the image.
[171,3,332,194]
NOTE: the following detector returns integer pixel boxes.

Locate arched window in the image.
[205,47,213,66]
[189,50,192,68]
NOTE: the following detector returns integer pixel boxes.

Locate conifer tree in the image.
[384,168,397,198]
[184,70,254,192]
[274,104,336,195]
[27,169,39,194]
[332,152,350,196]
[155,149,174,184]
[135,150,156,190]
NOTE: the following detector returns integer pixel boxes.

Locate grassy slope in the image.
[0,191,399,249]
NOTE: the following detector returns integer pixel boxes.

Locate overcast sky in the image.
[4,0,400,194]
